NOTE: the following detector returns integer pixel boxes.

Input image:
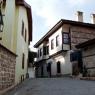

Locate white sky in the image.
[25,0,95,52]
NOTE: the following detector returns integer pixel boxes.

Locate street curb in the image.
[80,77,95,81]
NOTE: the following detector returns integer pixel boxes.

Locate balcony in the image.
[36,46,49,62]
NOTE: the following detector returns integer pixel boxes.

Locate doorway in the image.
[41,66,43,77]
[57,61,61,74]
[47,63,51,77]
[70,50,83,75]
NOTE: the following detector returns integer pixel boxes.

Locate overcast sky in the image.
[25,0,95,51]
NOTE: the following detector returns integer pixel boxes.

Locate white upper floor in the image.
[36,25,70,61]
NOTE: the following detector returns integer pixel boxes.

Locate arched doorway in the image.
[41,66,43,77]
[47,63,51,77]
[57,61,61,74]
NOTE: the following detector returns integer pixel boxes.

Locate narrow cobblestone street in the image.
[4,78,95,95]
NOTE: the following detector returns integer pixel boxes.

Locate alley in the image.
[4,78,95,95]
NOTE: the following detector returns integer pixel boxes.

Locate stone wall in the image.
[82,44,95,76]
[71,26,95,49]
[70,26,95,76]
[0,44,16,91]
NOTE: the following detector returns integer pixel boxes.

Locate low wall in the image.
[0,44,16,93]
[83,44,95,76]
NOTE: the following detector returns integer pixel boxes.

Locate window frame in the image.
[43,46,47,55]
[22,21,24,37]
[43,46,49,55]
[51,39,54,50]
[63,32,70,44]
[38,50,39,58]
[47,46,49,55]
[40,48,42,57]
[56,35,59,47]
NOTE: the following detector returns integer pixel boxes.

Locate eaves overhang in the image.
[34,19,95,48]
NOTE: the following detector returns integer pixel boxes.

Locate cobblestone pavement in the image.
[4,78,95,95]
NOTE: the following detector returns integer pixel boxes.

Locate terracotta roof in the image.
[34,19,95,48]
[4,0,32,42]
[76,38,95,49]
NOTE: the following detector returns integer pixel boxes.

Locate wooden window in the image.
[25,28,27,42]
[43,46,49,55]
[22,53,25,69]
[38,50,39,58]
[40,48,42,57]
[56,35,59,46]
[51,39,54,50]
[43,46,47,55]
[22,21,24,36]
[70,51,82,62]
[47,46,49,55]
[63,33,69,44]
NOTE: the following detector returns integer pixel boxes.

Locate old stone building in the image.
[0,44,16,92]
[34,11,95,77]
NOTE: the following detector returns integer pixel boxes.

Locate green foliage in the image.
[28,51,37,66]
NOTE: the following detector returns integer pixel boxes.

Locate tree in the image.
[28,51,37,67]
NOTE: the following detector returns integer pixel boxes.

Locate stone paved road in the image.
[4,78,95,95]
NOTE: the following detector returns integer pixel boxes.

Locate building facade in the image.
[0,0,32,84]
[34,12,95,77]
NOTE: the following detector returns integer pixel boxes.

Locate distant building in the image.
[34,11,95,77]
[76,38,95,77]
[0,0,32,84]
[28,51,37,78]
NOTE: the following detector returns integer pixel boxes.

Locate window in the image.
[43,46,47,55]
[47,46,49,54]
[70,51,82,62]
[22,53,25,69]
[25,28,27,42]
[40,48,42,57]
[56,35,59,46]
[22,21,24,36]
[51,39,54,50]
[70,52,78,62]
[38,50,39,58]
[43,46,49,55]
[63,33,69,44]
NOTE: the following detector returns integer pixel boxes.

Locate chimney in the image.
[91,14,95,24]
[76,11,83,22]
